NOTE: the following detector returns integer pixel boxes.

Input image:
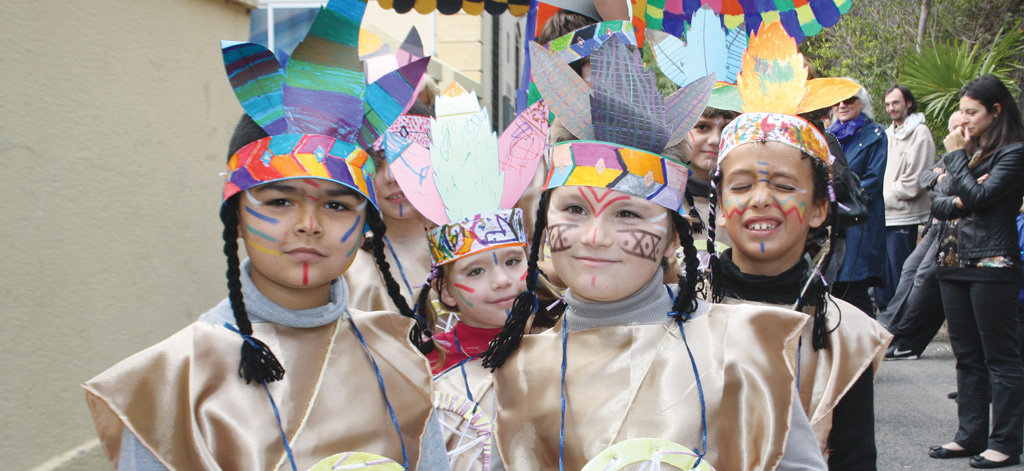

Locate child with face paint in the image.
[481,35,827,471]
[347,101,439,317]
[82,2,448,469]
[706,22,892,470]
[386,82,552,471]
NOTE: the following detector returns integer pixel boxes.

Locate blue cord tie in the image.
[453,330,481,414]
[384,235,415,297]
[223,323,297,471]
[348,310,410,470]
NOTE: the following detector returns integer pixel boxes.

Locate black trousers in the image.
[876,225,919,311]
[833,279,876,318]
[877,226,945,355]
[940,278,1024,455]
[827,366,877,470]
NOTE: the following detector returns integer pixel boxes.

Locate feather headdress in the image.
[717,21,860,164]
[221,0,429,205]
[390,83,549,265]
[530,35,714,213]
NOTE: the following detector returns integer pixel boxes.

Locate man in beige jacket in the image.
[877,85,935,310]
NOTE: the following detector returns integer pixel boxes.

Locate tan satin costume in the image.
[493,302,808,471]
[723,297,892,450]
[434,360,503,471]
[83,310,433,471]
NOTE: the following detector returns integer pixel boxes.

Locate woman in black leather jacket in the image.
[928,75,1024,469]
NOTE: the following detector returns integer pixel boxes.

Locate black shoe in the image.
[969,454,1021,468]
[929,445,983,459]
[885,344,920,360]
[947,391,958,400]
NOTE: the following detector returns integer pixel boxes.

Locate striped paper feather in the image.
[221,41,287,135]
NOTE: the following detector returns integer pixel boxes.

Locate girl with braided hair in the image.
[697,22,892,470]
[83,1,448,469]
[480,34,826,471]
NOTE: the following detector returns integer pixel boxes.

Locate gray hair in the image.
[843,77,873,119]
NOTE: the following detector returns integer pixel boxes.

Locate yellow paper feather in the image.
[737,21,859,114]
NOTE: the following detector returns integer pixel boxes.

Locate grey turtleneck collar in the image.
[563,268,709,332]
[200,258,349,329]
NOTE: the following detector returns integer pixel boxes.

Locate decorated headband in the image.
[713,21,860,164]
[221,0,429,206]
[546,20,637,65]
[529,34,713,213]
[390,83,549,265]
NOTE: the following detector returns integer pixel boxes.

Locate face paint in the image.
[239,180,368,308]
[441,247,529,328]
[547,186,673,303]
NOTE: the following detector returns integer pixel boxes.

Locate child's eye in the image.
[564,204,587,215]
[505,257,522,267]
[773,184,797,192]
[616,209,640,218]
[325,201,350,211]
[726,184,751,192]
[266,198,292,207]
[467,268,484,277]
[695,124,710,132]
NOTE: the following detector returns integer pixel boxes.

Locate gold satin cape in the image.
[83,309,433,471]
[723,297,893,450]
[347,243,431,313]
[493,303,808,471]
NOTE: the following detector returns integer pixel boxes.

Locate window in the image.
[249,2,324,59]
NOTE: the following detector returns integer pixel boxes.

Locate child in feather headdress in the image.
[480,32,827,471]
[697,21,892,470]
[82,1,448,469]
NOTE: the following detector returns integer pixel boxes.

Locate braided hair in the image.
[481,188,702,369]
[223,116,285,384]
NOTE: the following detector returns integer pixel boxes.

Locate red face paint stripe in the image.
[452,283,476,293]
[520,271,528,281]
[302,262,309,285]
[306,195,320,202]
[303,179,320,188]
[308,216,314,231]
[578,187,630,217]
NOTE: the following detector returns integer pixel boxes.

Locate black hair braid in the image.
[670,212,700,317]
[705,186,724,303]
[365,204,433,354]
[412,283,436,354]
[482,191,551,371]
[685,191,706,235]
[221,198,285,384]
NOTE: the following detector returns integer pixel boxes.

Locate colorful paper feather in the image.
[222,41,287,135]
[528,41,594,140]
[635,0,853,44]
[646,7,746,88]
[589,37,671,152]
[664,73,717,147]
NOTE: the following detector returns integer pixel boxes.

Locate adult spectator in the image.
[828,82,888,316]
[878,85,935,310]
[880,111,962,360]
[928,75,1024,468]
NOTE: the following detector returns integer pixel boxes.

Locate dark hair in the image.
[481,187,702,369]
[537,9,598,44]
[959,74,1024,162]
[885,85,917,115]
[701,107,740,121]
[710,144,835,350]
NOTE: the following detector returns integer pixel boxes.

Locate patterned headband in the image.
[719,112,832,166]
[546,141,691,213]
[427,208,527,266]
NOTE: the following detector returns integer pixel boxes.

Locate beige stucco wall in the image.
[0,1,252,469]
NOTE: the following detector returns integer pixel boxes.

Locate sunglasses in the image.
[840,97,859,106]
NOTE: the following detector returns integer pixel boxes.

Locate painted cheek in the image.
[771,195,808,224]
[722,196,749,220]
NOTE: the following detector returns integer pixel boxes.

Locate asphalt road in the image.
[874,337,1023,470]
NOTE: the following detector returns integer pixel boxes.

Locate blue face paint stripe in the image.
[493,252,499,266]
[758,161,770,165]
[760,242,765,253]
[244,224,277,242]
[340,215,362,244]
[245,205,279,224]
[758,170,770,175]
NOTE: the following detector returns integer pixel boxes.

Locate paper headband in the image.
[719,112,832,166]
[224,134,377,207]
[427,209,528,265]
[546,141,691,213]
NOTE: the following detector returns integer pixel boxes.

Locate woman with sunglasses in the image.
[828,84,888,317]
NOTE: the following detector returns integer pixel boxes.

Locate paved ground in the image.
[874,337,1023,469]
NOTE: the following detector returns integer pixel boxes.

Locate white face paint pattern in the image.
[645,212,668,233]
[245,189,263,207]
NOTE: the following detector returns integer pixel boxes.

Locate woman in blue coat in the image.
[829,83,888,316]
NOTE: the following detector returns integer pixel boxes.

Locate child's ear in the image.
[439,281,458,310]
[809,198,829,229]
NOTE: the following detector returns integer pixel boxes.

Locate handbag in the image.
[826,133,869,228]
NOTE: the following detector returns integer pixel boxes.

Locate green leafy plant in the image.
[900,23,1024,140]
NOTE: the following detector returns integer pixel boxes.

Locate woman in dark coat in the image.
[927,75,1024,468]
[828,83,888,316]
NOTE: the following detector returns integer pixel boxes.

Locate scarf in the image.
[828,114,866,151]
